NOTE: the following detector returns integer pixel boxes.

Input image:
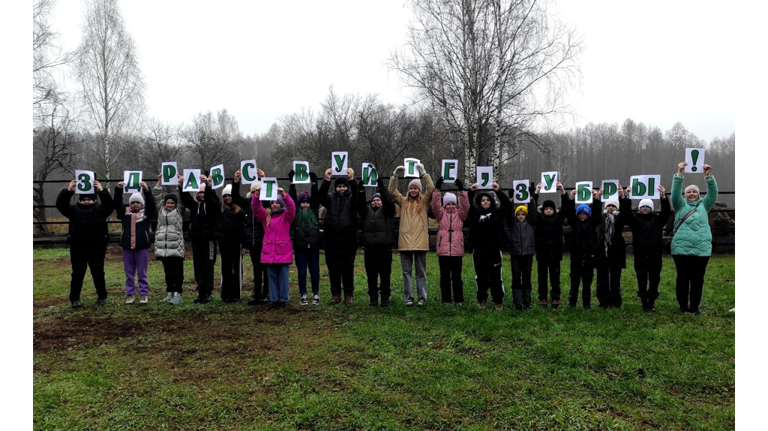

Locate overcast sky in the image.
[46,0,735,142]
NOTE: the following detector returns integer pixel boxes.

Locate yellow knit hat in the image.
[515,205,528,215]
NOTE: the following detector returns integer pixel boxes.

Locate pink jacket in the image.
[431,189,469,257]
[252,193,296,264]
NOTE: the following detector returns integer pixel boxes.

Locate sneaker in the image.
[330,295,342,305]
[494,303,504,311]
[194,294,212,304]
[278,302,288,309]
[405,299,415,307]
[455,302,464,307]
[380,298,390,308]
[96,298,108,306]
[162,292,174,303]
[477,301,487,310]
[139,295,149,305]
[312,294,320,306]
[417,299,425,307]
[270,301,280,309]
[260,294,271,304]
[300,294,309,306]
[169,293,182,305]
[71,300,83,309]
[344,295,355,305]
[125,295,135,304]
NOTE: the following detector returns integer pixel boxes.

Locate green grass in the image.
[33,247,735,430]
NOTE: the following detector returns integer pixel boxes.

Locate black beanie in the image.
[164,193,178,205]
[79,193,97,203]
[335,177,349,188]
[542,200,556,212]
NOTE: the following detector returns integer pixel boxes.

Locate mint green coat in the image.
[670,175,718,256]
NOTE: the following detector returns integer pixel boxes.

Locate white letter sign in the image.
[161,162,178,185]
[240,160,258,184]
[293,161,310,184]
[404,158,420,178]
[629,175,660,199]
[685,148,706,173]
[601,180,620,202]
[362,163,378,187]
[123,171,142,193]
[259,177,279,201]
[512,180,531,203]
[575,181,593,204]
[331,152,348,176]
[75,170,95,194]
[441,160,458,183]
[540,171,558,193]
[476,166,494,190]
[182,169,202,192]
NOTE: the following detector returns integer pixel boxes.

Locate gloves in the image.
[377,178,385,188]
[288,170,295,181]
[434,177,444,190]
[455,178,464,191]
[416,163,426,176]
[393,166,405,176]
[309,171,318,184]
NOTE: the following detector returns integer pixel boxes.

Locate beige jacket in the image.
[389,174,435,251]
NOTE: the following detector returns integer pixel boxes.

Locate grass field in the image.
[33,247,735,430]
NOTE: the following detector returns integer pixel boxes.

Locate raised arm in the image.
[379,179,397,218]
[420,166,435,207]
[251,192,267,224]
[282,188,296,224]
[671,162,687,212]
[430,189,444,222]
[141,183,155,218]
[701,165,718,211]
[388,166,405,206]
[113,184,126,218]
[457,191,470,221]
[318,168,332,208]
[656,187,671,228]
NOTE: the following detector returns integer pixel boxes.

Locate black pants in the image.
[246,243,269,299]
[219,241,242,301]
[192,239,217,296]
[159,256,184,293]
[69,245,108,302]
[326,243,356,296]
[473,248,504,304]
[537,258,561,301]
[438,255,464,303]
[510,254,533,307]
[634,253,662,304]
[596,264,623,308]
[364,246,392,301]
[673,255,710,312]
[569,254,594,306]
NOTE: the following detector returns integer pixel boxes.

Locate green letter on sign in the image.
[444,162,456,180]
[363,164,377,185]
[163,165,176,183]
[516,183,529,201]
[211,168,224,188]
[242,163,256,182]
[481,173,489,187]
[185,176,198,190]
[578,184,591,201]
[604,182,617,197]
[295,164,309,182]
[632,178,646,196]
[125,172,140,192]
[334,154,346,172]
[77,174,92,192]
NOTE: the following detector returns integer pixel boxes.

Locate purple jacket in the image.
[252,192,296,264]
[431,189,469,257]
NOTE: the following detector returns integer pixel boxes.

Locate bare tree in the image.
[182,110,244,172]
[33,0,74,114]
[33,101,80,233]
[138,118,183,175]
[389,0,582,180]
[75,0,145,183]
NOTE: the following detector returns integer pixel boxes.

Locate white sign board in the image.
[331,152,348,176]
[209,164,225,190]
[601,180,620,202]
[476,166,494,190]
[182,169,202,192]
[441,160,458,183]
[123,171,143,193]
[512,180,531,203]
[540,171,558,193]
[161,162,178,185]
[685,148,706,173]
[575,181,593,204]
[259,177,279,201]
[404,158,421,178]
[240,160,258,184]
[629,175,661,199]
[75,170,95,194]
[362,163,378,187]
[293,161,310,184]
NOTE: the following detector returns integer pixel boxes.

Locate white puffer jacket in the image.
[153,186,186,259]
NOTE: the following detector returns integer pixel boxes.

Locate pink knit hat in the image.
[408,178,422,191]
[684,184,699,194]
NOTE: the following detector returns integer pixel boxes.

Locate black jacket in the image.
[623,196,671,256]
[562,196,602,259]
[56,188,114,248]
[467,190,510,250]
[211,190,246,246]
[507,191,538,256]
[179,184,217,241]
[532,192,568,262]
[319,178,359,245]
[231,181,266,249]
[598,197,629,269]
[356,180,396,247]
[114,187,156,250]
[289,182,322,250]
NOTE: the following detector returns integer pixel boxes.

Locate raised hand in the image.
[434,177,444,190]
[234,170,242,183]
[93,180,103,192]
[347,168,355,179]
[309,171,318,184]
[117,181,126,189]
[492,182,500,192]
[677,161,687,175]
[393,166,405,176]
[455,178,464,191]
[470,183,478,191]
[416,163,426,176]
[325,168,332,181]
[288,170,295,181]
[139,181,148,191]
[703,164,712,176]
[68,180,77,191]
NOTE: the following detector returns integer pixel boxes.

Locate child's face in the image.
[543,207,554,216]
[223,195,233,205]
[516,211,527,222]
[300,202,311,210]
[480,197,492,209]
[371,197,382,208]
[165,199,176,211]
[408,186,420,197]
[196,192,205,201]
[336,184,348,194]
[639,206,652,215]
[578,212,589,221]
[444,202,456,212]
[271,201,282,212]
[605,204,617,214]
[129,201,142,212]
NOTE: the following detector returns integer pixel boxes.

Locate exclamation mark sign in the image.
[691,150,699,172]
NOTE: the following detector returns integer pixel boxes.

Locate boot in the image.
[330,295,342,305]
[551,300,561,310]
[344,295,354,305]
[248,290,259,306]
[369,296,378,307]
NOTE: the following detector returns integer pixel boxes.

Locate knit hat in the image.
[78,193,96,203]
[335,176,349,188]
[370,193,382,203]
[222,184,232,196]
[639,199,654,211]
[541,199,557,212]
[515,205,528,215]
[408,178,422,191]
[246,181,261,199]
[270,195,286,214]
[604,200,619,209]
[298,191,311,203]
[442,192,457,207]
[685,184,700,194]
[129,192,145,205]
[164,193,177,205]
[576,204,591,216]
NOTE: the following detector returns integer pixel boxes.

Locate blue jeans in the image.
[267,264,290,303]
[295,250,320,295]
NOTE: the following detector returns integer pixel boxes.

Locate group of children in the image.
[57,165,682,313]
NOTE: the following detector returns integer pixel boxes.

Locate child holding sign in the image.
[153,174,186,305]
[251,172,296,308]
[358,178,397,307]
[623,185,670,311]
[562,188,601,309]
[431,177,469,306]
[289,169,322,306]
[56,178,114,308]
[179,174,218,304]
[212,176,247,303]
[114,180,156,304]
[595,186,629,308]
[389,163,435,307]
[532,182,568,309]
[507,189,538,311]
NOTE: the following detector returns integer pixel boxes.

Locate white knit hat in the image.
[639,199,654,211]
[443,192,457,207]
[604,200,619,209]
[222,184,232,196]
[246,181,262,199]
[129,192,145,205]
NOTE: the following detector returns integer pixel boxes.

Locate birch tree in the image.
[75,0,145,182]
